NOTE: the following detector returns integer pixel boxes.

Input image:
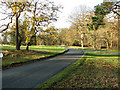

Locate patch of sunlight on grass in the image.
[37,51,119,88]
[2,45,67,68]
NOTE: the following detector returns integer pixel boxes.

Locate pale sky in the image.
[0,0,103,31]
[52,0,103,28]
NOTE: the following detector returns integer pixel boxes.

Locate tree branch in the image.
[111,1,120,16]
[0,15,14,33]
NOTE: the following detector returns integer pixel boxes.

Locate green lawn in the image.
[36,51,119,88]
[1,45,67,68]
[69,46,119,52]
[1,45,66,52]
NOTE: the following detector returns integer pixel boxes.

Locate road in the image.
[2,48,84,89]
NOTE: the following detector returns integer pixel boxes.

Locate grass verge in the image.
[36,51,119,88]
[1,45,67,69]
[35,54,85,89]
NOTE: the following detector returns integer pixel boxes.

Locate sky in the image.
[52,0,103,28]
[0,0,103,38]
[0,0,104,31]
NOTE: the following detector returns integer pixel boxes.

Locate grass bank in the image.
[1,45,67,68]
[36,51,119,88]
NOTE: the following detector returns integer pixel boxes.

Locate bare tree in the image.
[0,1,31,50]
[69,5,93,47]
[0,0,61,50]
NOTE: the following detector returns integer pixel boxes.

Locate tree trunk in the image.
[99,43,102,49]
[81,40,83,47]
[26,45,29,50]
[110,33,113,49]
[107,40,110,49]
[26,42,30,50]
[16,16,20,50]
[110,40,113,49]
[81,34,84,48]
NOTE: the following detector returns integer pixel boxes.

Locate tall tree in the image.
[24,0,60,50]
[93,2,114,30]
[69,5,94,47]
[0,0,60,50]
[0,1,31,50]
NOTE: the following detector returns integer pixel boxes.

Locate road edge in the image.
[35,51,85,89]
[2,49,69,70]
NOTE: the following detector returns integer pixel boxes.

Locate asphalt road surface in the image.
[2,48,84,89]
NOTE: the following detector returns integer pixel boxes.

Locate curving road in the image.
[2,48,84,89]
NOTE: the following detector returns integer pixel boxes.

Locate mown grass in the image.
[1,45,67,68]
[35,55,86,89]
[69,46,119,52]
[36,51,119,88]
[1,45,66,52]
